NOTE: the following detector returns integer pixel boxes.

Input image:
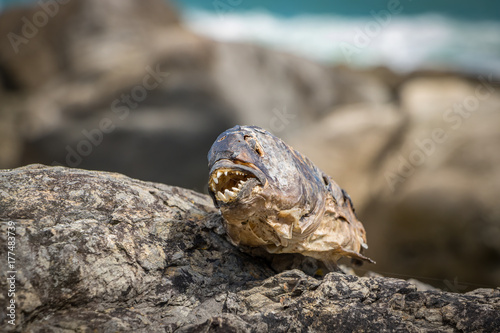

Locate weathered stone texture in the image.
[0,165,499,332]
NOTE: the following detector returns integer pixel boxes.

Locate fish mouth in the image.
[208,160,264,204]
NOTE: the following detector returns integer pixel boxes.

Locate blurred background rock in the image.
[0,0,499,291]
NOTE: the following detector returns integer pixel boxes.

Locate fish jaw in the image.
[208,159,266,207]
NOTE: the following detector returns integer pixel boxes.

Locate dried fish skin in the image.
[208,125,374,269]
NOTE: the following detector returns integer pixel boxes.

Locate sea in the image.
[2,0,500,76]
[172,0,500,76]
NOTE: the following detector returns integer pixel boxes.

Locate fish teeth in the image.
[224,189,236,198]
[211,169,254,202]
[215,189,238,202]
[216,191,226,201]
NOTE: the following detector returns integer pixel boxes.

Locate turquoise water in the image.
[2,0,499,21]
[170,0,500,22]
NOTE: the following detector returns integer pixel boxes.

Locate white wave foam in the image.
[182,9,500,75]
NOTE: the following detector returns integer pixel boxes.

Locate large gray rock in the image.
[290,75,500,290]
[0,165,499,332]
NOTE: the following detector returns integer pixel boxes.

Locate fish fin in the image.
[340,247,376,265]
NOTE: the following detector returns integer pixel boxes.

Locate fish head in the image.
[207,125,268,209]
[207,125,326,245]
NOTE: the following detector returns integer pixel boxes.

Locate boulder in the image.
[290,75,500,290]
[0,165,499,332]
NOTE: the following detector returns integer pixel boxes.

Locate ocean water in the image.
[180,8,500,76]
[170,0,500,22]
[2,0,499,75]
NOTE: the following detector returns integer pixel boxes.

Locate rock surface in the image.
[1,0,499,295]
[1,165,499,332]
[290,75,500,290]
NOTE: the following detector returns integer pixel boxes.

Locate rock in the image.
[0,96,23,169]
[210,44,391,133]
[289,102,405,210]
[1,0,499,297]
[0,0,235,188]
[369,76,500,290]
[0,0,180,91]
[0,0,389,189]
[291,75,500,290]
[1,165,499,332]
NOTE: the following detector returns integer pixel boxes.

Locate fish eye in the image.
[244,135,265,157]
